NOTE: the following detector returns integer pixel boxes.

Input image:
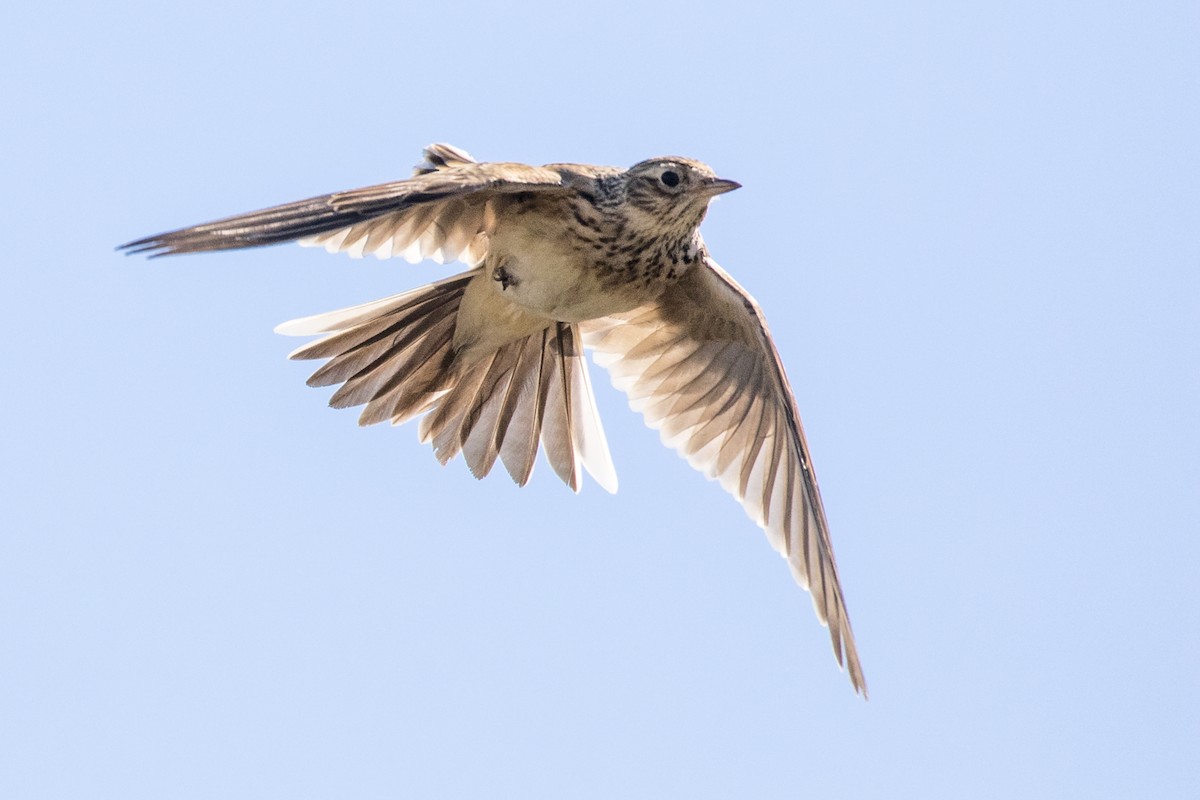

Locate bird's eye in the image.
[660,170,681,188]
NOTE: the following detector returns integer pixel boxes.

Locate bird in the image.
[119,143,867,695]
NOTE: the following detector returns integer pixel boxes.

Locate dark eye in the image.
[660,170,680,188]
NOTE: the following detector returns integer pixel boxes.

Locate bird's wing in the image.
[117,143,570,263]
[582,254,866,695]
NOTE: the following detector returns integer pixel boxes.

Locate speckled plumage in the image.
[119,143,867,696]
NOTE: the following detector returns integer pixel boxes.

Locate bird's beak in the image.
[699,177,742,197]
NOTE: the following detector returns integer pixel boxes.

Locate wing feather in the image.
[582,255,867,696]
[116,144,569,260]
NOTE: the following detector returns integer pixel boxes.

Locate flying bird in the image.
[120,143,866,695]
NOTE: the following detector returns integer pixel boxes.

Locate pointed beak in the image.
[700,177,742,197]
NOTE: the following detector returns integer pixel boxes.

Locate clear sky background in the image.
[4,1,1198,798]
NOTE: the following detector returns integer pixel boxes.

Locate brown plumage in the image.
[119,143,867,696]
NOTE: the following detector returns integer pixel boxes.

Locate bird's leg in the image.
[492,259,518,290]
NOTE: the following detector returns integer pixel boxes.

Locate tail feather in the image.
[359,343,456,427]
[277,270,617,493]
[302,294,459,386]
[328,313,458,410]
[572,344,619,493]
[496,334,548,487]
[540,326,580,491]
[423,351,496,465]
[460,346,531,479]
[417,363,477,456]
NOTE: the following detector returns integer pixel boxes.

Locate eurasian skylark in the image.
[120,143,867,695]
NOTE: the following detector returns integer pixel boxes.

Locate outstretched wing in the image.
[582,255,866,695]
[117,143,570,263]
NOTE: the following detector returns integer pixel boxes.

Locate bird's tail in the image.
[275,269,617,493]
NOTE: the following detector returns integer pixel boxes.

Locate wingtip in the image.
[116,236,178,259]
[836,629,869,699]
[849,664,870,699]
[115,240,150,256]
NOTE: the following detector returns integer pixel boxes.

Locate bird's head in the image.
[620,157,740,233]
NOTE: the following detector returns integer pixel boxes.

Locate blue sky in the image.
[4,1,1198,797]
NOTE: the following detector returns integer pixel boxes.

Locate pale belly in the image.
[450,208,693,363]
[486,224,659,323]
